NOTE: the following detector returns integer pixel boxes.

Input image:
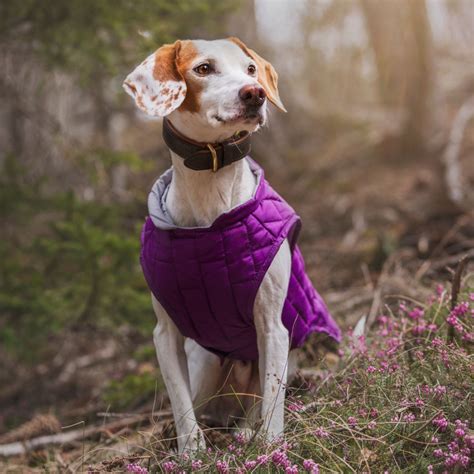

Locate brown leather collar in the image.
[162,118,251,172]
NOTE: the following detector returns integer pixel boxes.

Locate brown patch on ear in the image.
[123,81,137,95]
[123,41,187,117]
[175,40,202,114]
[153,41,183,83]
[228,37,287,112]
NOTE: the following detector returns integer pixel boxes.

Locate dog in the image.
[124,38,341,453]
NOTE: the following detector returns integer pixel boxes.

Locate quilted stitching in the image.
[140,170,341,361]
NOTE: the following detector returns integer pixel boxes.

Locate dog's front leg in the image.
[152,295,204,453]
[254,241,291,441]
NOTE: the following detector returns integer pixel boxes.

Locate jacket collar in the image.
[162,118,252,172]
[148,158,264,231]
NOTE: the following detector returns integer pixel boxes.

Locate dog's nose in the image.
[239,85,266,107]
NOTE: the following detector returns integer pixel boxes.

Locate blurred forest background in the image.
[0,0,473,462]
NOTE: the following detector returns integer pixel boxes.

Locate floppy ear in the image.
[123,41,187,117]
[228,37,287,113]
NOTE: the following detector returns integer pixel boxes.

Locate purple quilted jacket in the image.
[140,159,341,360]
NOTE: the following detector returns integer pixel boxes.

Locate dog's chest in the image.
[165,156,257,228]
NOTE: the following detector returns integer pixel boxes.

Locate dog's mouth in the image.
[214,110,264,126]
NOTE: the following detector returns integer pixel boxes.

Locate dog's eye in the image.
[247,64,256,75]
[194,63,212,75]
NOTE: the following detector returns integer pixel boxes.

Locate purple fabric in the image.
[140,162,341,361]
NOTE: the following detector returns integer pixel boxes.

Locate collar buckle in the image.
[207,144,219,172]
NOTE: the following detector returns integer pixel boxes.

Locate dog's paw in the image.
[235,427,256,443]
[177,426,206,454]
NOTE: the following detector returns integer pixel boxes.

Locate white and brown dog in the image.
[124,38,309,453]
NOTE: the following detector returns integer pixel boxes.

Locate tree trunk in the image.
[361,0,433,156]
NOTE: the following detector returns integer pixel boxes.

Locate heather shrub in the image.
[133,285,473,473]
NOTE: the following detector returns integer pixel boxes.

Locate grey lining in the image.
[148,157,262,230]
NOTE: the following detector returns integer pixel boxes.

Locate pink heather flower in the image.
[228,443,235,452]
[367,365,377,373]
[162,461,177,473]
[303,459,319,473]
[454,419,468,439]
[421,384,432,395]
[453,302,469,317]
[433,385,447,397]
[464,434,474,449]
[370,408,379,418]
[462,332,474,342]
[244,460,257,470]
[427,465,434,474]
[216,460,229,474]
[439,349,450,366]
[455,419,468,430]
[191,460,203,471]
[234,431,246,445]
[432,337,443,347]
[433,448,444,458]
[432,415,449,431]
[415,397,425,408]
[403,412,416,423]
[436,284,444,296]
[313,427,329,438]
[408,307,424,320]
[414,350,424,360]
[271,450,289,468]
[288,400,305,412]
[285,465,299,474]
[445,452,470,468]
[430,436,439,443]
[448,440,459,452]
[412,324,427,336]
[367,421,377,430]
[347,416,357,428]
[447,313,464,333]
[126,463,148,474]
[358,408,368,417]
[256,454,270,465]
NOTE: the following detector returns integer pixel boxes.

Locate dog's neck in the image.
[164,120,257,227]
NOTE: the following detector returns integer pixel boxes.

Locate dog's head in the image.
[123,38,286,142]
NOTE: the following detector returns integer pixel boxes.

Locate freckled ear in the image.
[228,37,287,113]
[123,41,187,117]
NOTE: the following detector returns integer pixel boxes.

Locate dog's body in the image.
[151,152,293,451]
[124,38,338,452]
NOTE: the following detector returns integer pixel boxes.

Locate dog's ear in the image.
[228,37,287,113]
[123,41,187,117]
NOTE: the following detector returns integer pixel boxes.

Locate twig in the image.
[0,415,150,457]
[428,248,474,273]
